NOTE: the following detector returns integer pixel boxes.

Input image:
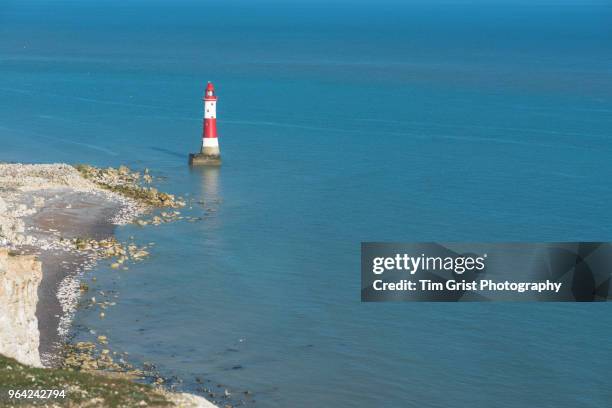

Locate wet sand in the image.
[29,192,120,365]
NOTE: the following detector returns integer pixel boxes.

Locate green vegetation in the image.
[0,354,171,407]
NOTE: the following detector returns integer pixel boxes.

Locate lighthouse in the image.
[189,82,221,166]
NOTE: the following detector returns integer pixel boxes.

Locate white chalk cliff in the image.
[0,248,42,367]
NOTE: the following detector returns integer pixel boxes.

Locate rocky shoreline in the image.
[0,162,216,407]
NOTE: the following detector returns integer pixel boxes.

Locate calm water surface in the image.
[1,1,611,406]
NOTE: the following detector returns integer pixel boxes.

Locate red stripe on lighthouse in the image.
[204,118,217,138]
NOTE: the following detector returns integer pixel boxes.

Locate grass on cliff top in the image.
[0,354,171,407]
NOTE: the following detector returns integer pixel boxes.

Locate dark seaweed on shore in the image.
[74,164,185,209]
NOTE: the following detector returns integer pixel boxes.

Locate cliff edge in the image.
[0,248,42,367]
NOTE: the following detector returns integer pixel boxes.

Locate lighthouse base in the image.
[189,153,221,166]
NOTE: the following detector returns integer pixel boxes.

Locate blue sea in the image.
[1,0,612,406]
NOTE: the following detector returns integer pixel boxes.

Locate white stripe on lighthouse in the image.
[204,101,216,118]
[202,137,219,147]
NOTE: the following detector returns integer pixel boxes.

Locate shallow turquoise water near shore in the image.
[2,1,612,406]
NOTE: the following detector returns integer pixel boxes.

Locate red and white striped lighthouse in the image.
[202,82,220,156]
[189,81,221,165]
